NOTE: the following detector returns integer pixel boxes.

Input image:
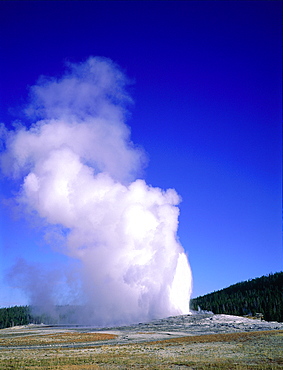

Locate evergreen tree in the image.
[190,272,283,322]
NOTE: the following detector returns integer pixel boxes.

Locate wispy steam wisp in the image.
[1,57,192,325]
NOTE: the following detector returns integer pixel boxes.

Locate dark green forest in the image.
[1,272,282,329]
[0,305,72,329]
[190,272,283,322]
[0,306,31,329]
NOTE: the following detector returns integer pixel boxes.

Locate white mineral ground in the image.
[1,312,283,349]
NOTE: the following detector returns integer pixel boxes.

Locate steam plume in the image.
[1,57,192,325]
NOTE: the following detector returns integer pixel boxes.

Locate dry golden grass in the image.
[149,329,283,345]
[0,332,117,346]
[0,330,282,369]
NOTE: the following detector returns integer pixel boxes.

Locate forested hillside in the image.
[0,306,31,329]
[190,272,283,322]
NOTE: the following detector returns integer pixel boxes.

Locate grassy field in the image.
[0,330,282,369]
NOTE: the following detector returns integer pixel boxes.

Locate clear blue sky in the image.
[0,1,282,307]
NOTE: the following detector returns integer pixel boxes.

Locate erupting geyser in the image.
[1,57,192,325]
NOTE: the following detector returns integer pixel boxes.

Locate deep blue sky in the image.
[0,1,282,306]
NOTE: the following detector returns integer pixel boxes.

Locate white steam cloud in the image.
[1,57,192,325]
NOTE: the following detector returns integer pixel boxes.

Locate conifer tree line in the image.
[0,306,66,329]
[0,306,31,329]
[190,272,283,322]
[0,272,282,329]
